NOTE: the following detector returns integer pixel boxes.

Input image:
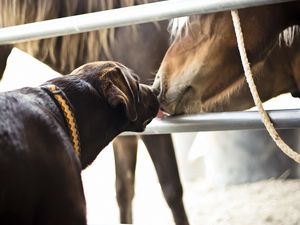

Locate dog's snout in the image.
[140,84,159,106]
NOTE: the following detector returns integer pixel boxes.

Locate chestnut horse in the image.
[153,2,300,115]
[0,0,189,224]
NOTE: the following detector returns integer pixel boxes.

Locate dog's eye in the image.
[132,73,139,82]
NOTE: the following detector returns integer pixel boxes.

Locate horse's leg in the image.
[0,45,13,79]
[141,134,189,225]
[112,135,138,224]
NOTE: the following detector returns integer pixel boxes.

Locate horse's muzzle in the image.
[151,74,161,97]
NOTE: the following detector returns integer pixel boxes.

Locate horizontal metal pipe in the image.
[0,0,295,44]
[121,109,300,135]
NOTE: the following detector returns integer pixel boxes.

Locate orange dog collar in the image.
[42,84,81,157]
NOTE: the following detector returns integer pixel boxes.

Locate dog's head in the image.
[71,61,159,132]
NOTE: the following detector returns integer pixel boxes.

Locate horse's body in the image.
[0,1,189,224]
[153,2,300,115]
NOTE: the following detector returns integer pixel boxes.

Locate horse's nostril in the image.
[152,87,160,96]
[151,76,161,97]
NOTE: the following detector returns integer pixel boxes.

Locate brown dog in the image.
[0,61,159,225]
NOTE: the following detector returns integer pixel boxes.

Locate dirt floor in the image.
[82,142,300,225]
[185,179,300,225]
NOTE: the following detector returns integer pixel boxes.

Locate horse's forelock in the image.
[279,25,300,47]
[168,16,190,41]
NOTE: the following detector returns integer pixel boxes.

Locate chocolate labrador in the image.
[0,61,159,225]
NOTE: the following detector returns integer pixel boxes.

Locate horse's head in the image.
[153,3,300,115]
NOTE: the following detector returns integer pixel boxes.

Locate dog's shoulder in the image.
[0,87,72,155]
[0,87,54,126]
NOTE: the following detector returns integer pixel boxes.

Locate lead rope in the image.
[231,10,300,164]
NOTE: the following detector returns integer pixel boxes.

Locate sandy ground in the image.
[82,141,175,225]
[185,179,300,225]
[82,140,300,225]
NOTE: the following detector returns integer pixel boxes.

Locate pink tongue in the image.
[156,110,165,119]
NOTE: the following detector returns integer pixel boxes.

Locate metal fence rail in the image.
[122,109,300,135]
[0,0,295,44]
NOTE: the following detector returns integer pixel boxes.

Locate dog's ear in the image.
[100,67,138,121]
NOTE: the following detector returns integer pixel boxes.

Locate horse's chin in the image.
[160,101,177,115]
[161,86,196,115]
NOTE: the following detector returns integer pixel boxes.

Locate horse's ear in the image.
[100,67,138,121]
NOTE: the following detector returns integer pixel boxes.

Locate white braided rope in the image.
[231,10,300,164]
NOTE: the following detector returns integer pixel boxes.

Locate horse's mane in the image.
[0,0,149,73]
[279,25,300,47]
[169,15,300,47]
[168,16,190,41]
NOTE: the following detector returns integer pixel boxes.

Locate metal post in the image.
[0,0,295,44]
[121,109,300,135]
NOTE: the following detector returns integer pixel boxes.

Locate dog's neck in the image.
[44,75,128,169]
[42,84,81,157]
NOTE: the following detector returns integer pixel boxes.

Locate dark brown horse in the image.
[153,2,300,115]
[0,0,189,224]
